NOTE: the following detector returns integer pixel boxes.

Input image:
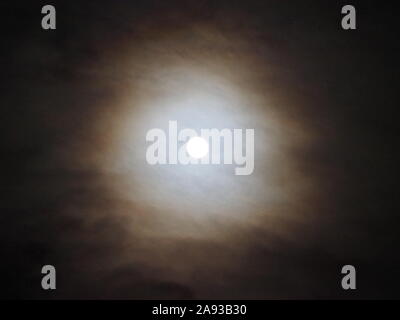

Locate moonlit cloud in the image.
[3,1,398,299]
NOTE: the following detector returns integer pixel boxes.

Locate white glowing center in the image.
[186,136,209,159]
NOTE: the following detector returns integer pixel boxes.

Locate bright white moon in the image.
[186,136,209,159]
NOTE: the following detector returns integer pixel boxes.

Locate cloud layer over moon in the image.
[2,1,399,299]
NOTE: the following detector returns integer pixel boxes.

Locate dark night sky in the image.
[1,0,399,299]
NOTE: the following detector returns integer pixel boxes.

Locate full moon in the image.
[186,136,209,159]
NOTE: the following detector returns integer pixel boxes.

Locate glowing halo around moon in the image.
[186,136,209,159]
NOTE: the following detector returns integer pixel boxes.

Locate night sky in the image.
[1,0,399,299]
